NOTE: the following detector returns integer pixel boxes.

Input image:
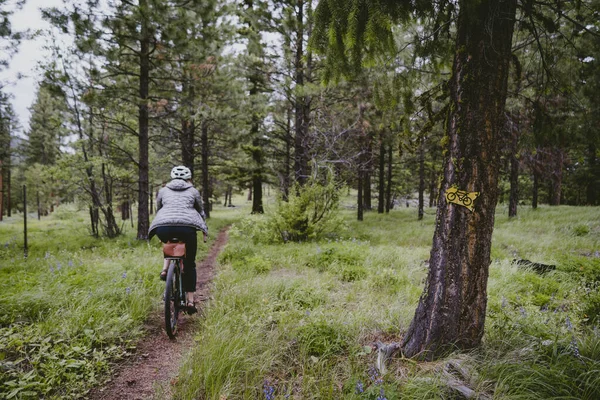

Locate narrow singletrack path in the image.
[89,228,229,400]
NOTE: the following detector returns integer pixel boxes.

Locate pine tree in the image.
[24,81,68,166]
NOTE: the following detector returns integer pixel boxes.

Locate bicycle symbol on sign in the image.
[445,186,480,212]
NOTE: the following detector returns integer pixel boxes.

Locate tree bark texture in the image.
[294,0,310,186]
[402,0,517,359]
[508,122,519,217]
[378,135,385,214]
[587,143,598,205]
[136,2,150,240]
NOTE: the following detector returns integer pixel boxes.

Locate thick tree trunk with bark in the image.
[587,143,598,205]
[136,7,150,240]
[378,135,385,213]
[508,123,519,217]
[402,0,517,359]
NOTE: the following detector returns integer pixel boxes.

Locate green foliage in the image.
[0,204,235,399]
[294,318,350,358]
[559,255,600,283]
[269,179,344,243]
[175,205,600,399]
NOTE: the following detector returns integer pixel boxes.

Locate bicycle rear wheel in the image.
[164,260,181,339]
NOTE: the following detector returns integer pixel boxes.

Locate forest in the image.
[0,0,599,399]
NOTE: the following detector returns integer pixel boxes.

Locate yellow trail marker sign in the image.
[445,186,480,212]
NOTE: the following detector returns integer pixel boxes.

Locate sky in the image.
[1,0,64,134]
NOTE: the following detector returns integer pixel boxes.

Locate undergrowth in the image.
[174,204,599,400]
[0,202,241,399]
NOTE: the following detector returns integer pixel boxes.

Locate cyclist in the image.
[149,165,208,314]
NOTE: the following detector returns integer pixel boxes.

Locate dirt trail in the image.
[89,228,229,400]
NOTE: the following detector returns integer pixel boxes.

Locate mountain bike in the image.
[162,240,186,339]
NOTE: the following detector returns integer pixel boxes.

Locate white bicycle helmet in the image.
[171,165,192,180]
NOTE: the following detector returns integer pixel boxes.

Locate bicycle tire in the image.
[164,260,180,339]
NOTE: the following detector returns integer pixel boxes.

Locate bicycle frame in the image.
[163,240,186,339]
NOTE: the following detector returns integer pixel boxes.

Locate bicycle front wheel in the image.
[164,260,180,339]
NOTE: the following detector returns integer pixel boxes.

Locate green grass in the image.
[0,201,245,399]
[173,203,600,400]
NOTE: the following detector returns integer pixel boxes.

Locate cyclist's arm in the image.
[156,190,163,212]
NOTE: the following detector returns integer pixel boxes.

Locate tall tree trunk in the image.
[201,120,211,218]
[508,124,519,217]
[122,200,130,220]
[181,119,195,176]
[549,148,563,206]
[418,136,425,220]
[294,0,309,186]
[101,162,120,237]
[386,143,393,213]
[587,143,598,205]
[378,135,385,214]
[283,107,292,201]
[402,0,517,359]
[429,166,437,208]
[532,154,540,209]
[136,2,150,240]
[357,169,363,221]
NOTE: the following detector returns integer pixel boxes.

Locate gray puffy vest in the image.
[149,180,208,235]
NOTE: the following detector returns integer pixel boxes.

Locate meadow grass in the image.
[0,200,244,399]
[173,203,600,400]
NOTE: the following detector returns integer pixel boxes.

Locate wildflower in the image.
[355,381,364,394]
[570,337,582,359]
[68,260,73,267]
[368,366,383,385]
[263,380,275,400]
[56,262,62,270]
[376,387,388,400]
[566,316,573,331]
[305,311,310,316]
[519,306,527,317]
[49,266,54,273]
[501,297,508,309]
[122,272,127,279]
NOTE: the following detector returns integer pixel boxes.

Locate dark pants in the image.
[155,226,197,292]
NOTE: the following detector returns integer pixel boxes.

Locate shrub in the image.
[572,224,590,236]
[294,319,350,358]
[269,177,344,243]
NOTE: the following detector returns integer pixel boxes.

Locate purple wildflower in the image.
[355,381,364,394]
[263,380,275,400]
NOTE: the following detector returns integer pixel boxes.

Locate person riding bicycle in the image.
[149,165,208,314]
